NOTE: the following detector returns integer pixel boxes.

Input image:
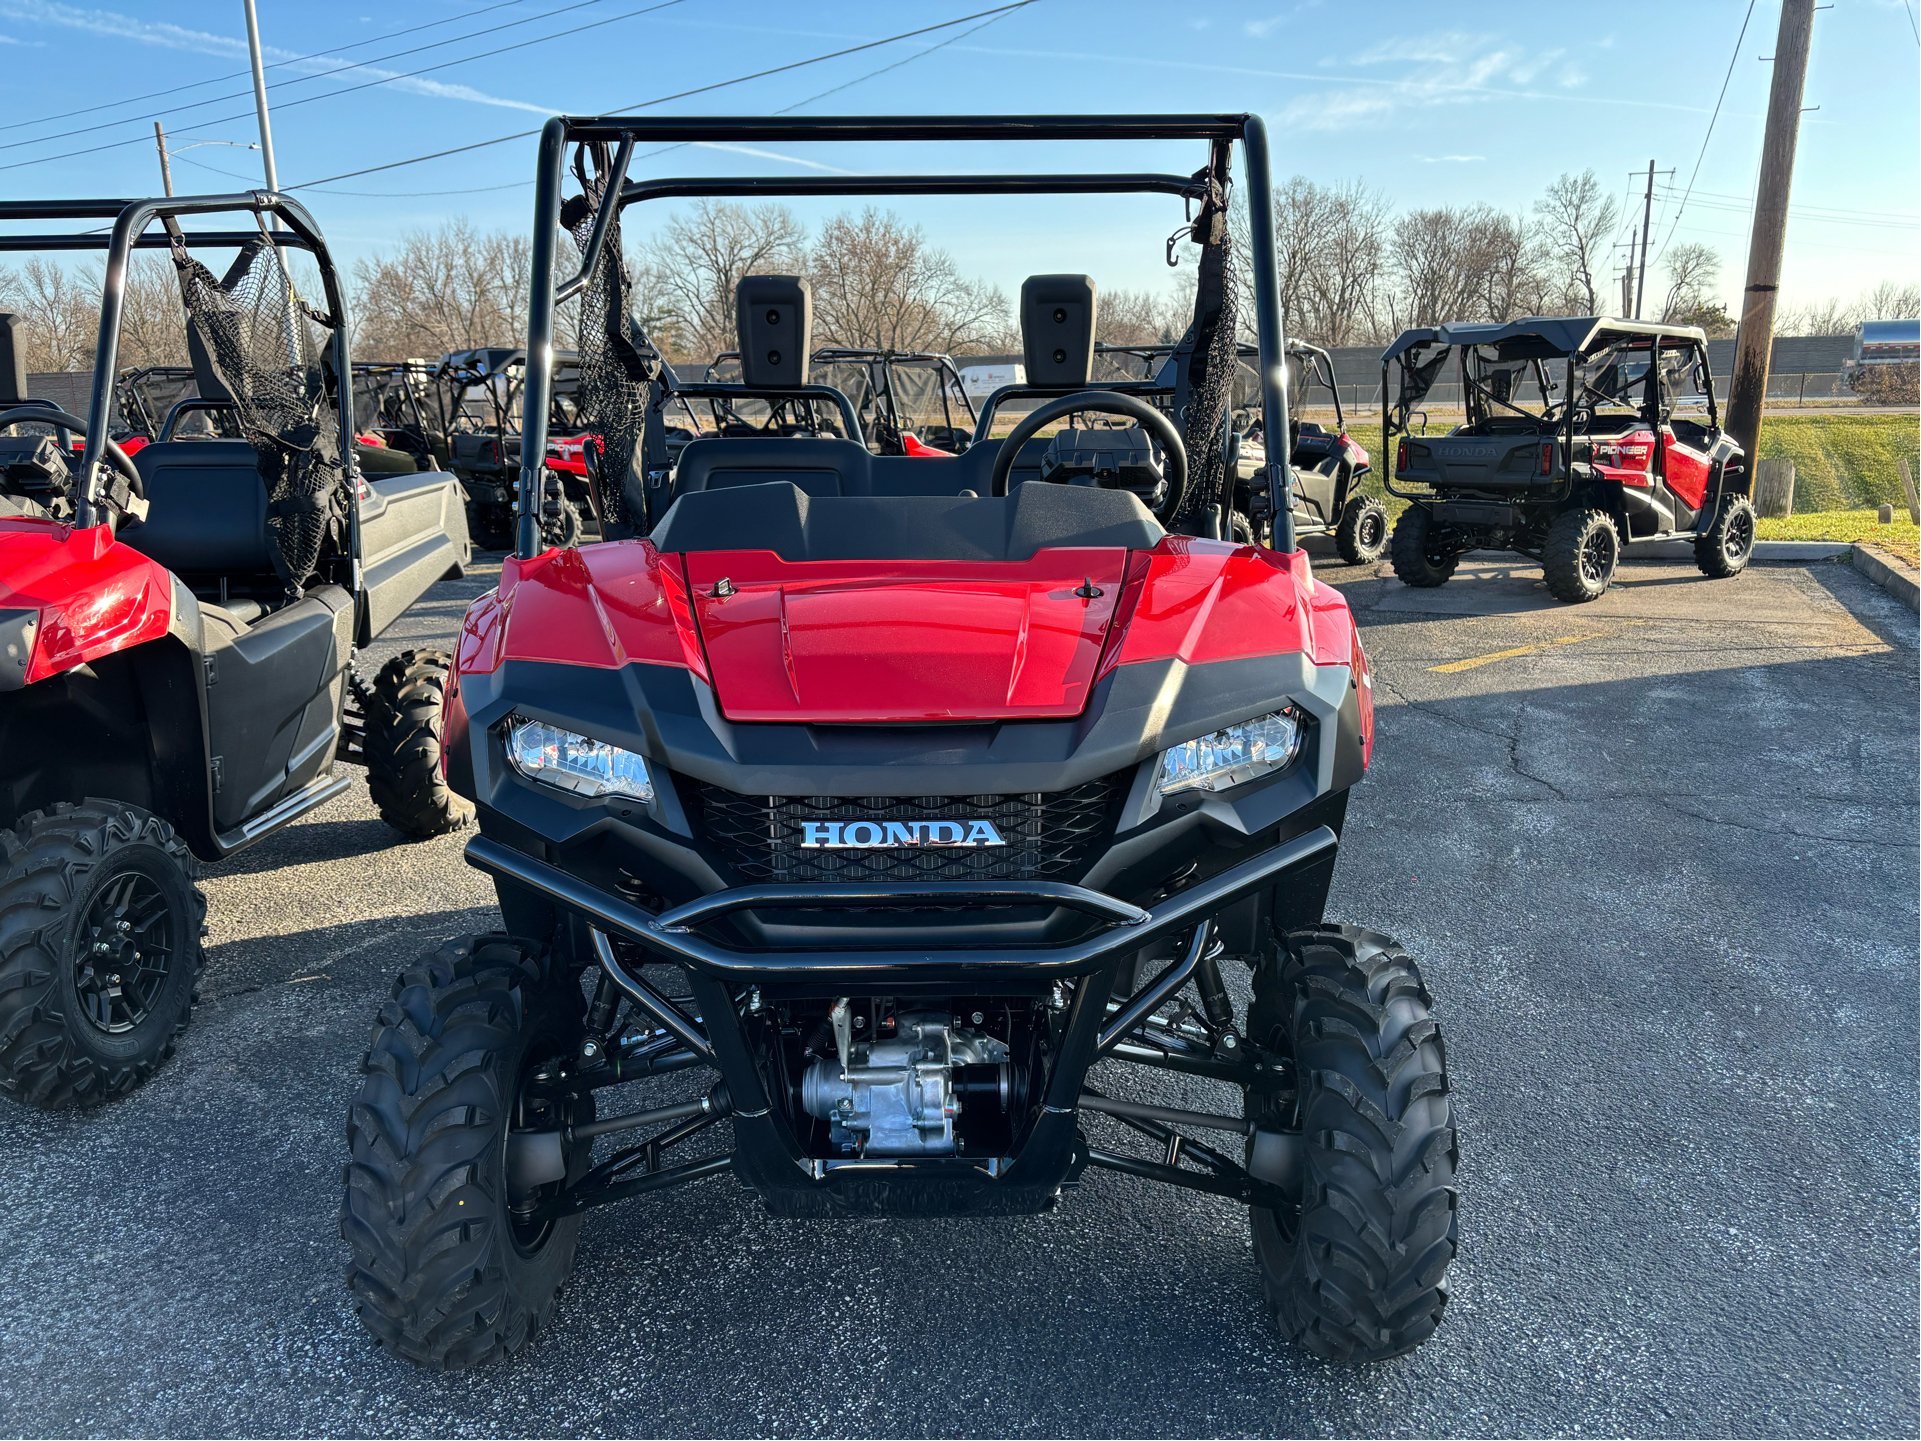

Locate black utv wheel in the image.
[1335,495,1390,566]
[465,500,514,552]
[1542,507,1621,603]
[342,934,594,1370]
[363,650,475,839]
[1389,504,1458,588]
[0,800,206,1110]
[1694,494,1756,579]
[1245,925,1457,1363]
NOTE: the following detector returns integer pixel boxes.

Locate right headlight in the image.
[1158,709,1305,795]
[505,718,654,802]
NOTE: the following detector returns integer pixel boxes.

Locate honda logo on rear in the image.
[799,820,1007,848]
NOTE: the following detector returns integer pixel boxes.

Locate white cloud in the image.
[1245,1,1320,38]
[1421,154,1486,164]
[1282,30,1585,132]
[0,0,554,114]
[692,143,859,176]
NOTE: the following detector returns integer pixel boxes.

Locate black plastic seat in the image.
[650,480,1163,563]
[121,440,277,580]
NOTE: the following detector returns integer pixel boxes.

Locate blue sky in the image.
[0,0,1915,315]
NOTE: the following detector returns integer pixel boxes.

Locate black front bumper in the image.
[466,826,1336,1218]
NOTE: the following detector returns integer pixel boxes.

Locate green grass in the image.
[1755,413,1920,513]
[1756,508,1919,566]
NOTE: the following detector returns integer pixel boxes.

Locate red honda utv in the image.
[0,193,472,1111]
[1381,317,1752,602]
[339,116,1458,1370]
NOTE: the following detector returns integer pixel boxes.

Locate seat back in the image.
[121,440,277,579]
[671,434,1054,503]
[0,314,26,408]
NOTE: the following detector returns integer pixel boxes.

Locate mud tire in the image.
[364,650,474,839]
[341,933,591,1370]
[1335,495,1390,565]
[1245,925,1457,1363]
[1693,494,1756,579]
[1389,505,1458,588]
[1542,506,1621,603]
[0,800,205,1110]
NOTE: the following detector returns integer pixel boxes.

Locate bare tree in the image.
[1388,207,1480,327]
[1225,179,1387,347]
[1298,180,1389,346]
[634,200,805,365]
[806,208,1010,354]
[1472,211,1550,323]
[0,258,98,372]
[350,220,533,361]
[1657,243,1720,322]
[1096,286,1186,347]
[117,254,192,368]
[1534,170,1621,314]
[1860,278,1921,320]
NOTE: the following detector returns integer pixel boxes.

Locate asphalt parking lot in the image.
[1,548,1915,1439]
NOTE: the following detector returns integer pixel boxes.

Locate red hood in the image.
[458,537,1361,727]
[683,549,1127,723]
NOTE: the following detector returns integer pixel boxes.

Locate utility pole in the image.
[1725,0,1817,473]
[1634,160,1656,318]
[241,0,279,200]
[153,122,174,197]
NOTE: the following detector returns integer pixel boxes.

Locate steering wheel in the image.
[989,390,1187,524]
[0,405,145,499]
[1542,403,1593,431]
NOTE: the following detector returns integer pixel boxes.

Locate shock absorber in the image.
[1193,936,1235,1034]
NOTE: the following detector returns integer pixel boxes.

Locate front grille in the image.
[693,779,1121,885]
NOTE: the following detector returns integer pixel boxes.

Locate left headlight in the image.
[1158,709,1305,795]
[505,718,654,802]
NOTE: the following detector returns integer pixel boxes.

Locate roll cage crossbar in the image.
[516,112,1297,558]
[0,193,354,538]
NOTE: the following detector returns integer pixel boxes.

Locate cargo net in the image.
[173,236,344,597]
[1173,191,1239,533]
[568,169,662,534]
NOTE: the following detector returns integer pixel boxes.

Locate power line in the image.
[283,2,1040,192]
[303,6,1027,199]
[0,0,538,137]
[1651,0,1757,266]
[1655,184,1918,223]
[0,0,664,161]
[1654,187,1917,230]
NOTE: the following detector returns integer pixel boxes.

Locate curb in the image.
[1617,539,1852,562]
[1849,543,1921,613]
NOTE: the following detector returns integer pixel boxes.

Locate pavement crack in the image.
[1656,800,1921,849]
[1374,671,1568,800]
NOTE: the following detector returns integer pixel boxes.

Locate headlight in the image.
[505,718,654,802]
[1158,709,1304,795]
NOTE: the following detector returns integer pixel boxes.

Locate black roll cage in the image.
[0,193,358,574]
[1094,338,1346,437]
[700,346,977,448]
[515,113,1298,558]
[1378,321,1723,504]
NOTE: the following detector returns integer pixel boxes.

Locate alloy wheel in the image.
[72,869,175,1034]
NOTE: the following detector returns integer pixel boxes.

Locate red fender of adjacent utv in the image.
[458,536,1372,751]
[0,517,173,687]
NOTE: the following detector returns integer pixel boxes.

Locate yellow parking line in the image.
[1429,632,1601,673]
